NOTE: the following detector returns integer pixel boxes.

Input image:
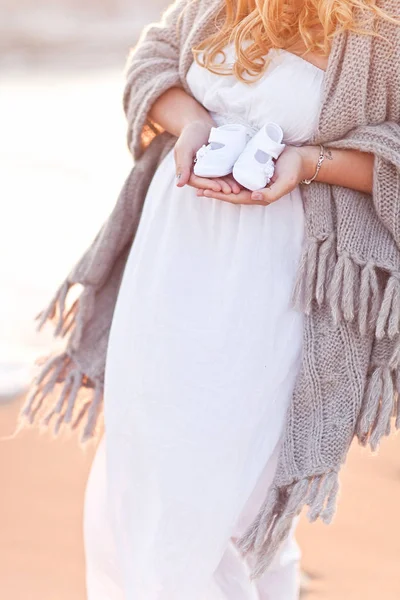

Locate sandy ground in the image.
[1,396,399,600]
[1,52,399,600]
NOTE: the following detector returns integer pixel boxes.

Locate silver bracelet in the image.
[301,145,325,185]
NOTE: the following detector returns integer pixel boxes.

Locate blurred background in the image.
[0,1,399,599]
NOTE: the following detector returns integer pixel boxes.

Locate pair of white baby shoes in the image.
[194,122,285,191]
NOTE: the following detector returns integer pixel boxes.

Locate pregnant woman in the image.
[23,0,399,599]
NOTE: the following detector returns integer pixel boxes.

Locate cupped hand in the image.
[196,146,316,205]
[174,120,241,194]
[189,173,242,194]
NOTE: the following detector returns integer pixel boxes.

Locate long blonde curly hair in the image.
[193,0,397,81]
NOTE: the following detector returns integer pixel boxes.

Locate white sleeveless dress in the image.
[84,48,325,600]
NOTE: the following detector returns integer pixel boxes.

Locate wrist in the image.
[298,145,322,182]
[180,115,215,136]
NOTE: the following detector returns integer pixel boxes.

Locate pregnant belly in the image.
[105,148,304,407]
[104,146,305,500]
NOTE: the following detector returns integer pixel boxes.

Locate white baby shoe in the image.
[194,124,248,178]
[233,123,285,191]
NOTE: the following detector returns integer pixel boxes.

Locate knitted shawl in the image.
[22,0,400,577]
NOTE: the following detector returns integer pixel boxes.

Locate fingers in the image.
[213,178,232,194]
[193,175,241,194]
[250,175,296,203]
[200,189,261,205]
[210,176,241,194]
[174,145,193,187]
[269,173,278,185]
[175,165,192,187]
[188,173,222,192]
[222,175,241,194]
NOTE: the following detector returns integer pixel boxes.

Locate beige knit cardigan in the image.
[23,0,400,576]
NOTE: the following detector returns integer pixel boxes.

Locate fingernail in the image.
[176,173,181,184]
[252,193,263,200]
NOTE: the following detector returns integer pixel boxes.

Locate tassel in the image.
[237,514,263,555]
[358,264,369,336]
[42,371,75,426]
[359,263,374,336]
[293,236,338,313]
[21,353,69,421]
[71,401,91,432]
[27,359,66,423]
[253,487,281,552]
[60,298,79,338]
[304,240,319,315]
[388,341,400,372]
[53,281,71,336]
[394,369,400,430]
[250,480,310,579]
[36,281,71,333]
[368,266,382,325]
[54,411,67,436]
[359,262,381,336]
[292,238,363,325]
[370,368,394,451]
[35,281,96,347]
[35,353,66,387]
[70,287,96,351]
[388,283,400,339]
[321,477,339,524]
[327,253,359,325]
[292,245,309,311]
[327,255,345,325]
[237,501,267,555]
[237,487,279,555]
[238,472,339,580]
[376,275,400,340]
[251,518,292,579]
[81,381,103,442]
[396,393,400,430]
[305,475,321,506]
[292,244,400,340]
[307,472,339,526]
[316,234,336,307]
[20,351,100,442]
[357,367,383,444]
[64,371,84,423]
[307,472,337,522]
[341,255,358,323]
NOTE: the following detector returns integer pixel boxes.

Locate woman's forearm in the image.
[299,146,374,194]
[148,87,214,137]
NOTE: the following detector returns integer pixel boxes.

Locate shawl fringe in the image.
[357,365,400,450]
[23,282,102,442]
[35,280,96,347]
[241,231,400,578]
[292,235,400,340]
[237,471,339,578]
[30,238,400,446]
[236,362,400,579]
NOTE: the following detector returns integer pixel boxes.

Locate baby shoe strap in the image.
[208,124,247,146]
[256,136,285,160]
[256,123,285,159]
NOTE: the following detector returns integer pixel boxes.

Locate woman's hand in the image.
[196,145,318,204]
[174,120,241,195]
